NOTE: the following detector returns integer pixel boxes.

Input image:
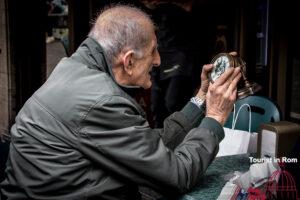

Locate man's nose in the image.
[153,52,161,67]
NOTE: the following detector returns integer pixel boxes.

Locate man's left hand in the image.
[196,64,214,99]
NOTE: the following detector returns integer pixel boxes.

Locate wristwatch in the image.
[190,96,205,108]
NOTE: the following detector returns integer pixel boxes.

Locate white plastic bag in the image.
[217,104,258,157]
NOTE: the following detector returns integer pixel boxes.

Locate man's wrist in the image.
[196,90,206,100]
[205,114,226,126]
[199,117,225,142]
[190,96,205,109]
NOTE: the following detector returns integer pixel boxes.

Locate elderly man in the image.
[1,5,241,200]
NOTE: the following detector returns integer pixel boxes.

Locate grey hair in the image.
[88,5,154,66]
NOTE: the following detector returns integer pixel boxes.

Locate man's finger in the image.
[228,67,241,82]
[201,64,214,80]
[230,88,238,101]
[203,64,214,72]
[229,52,237,56]
[227,72,242,94]
[213,67,235,86]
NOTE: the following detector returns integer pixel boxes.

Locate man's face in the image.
[130,34,161,89]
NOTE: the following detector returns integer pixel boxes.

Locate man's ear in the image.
[122,50,134,76]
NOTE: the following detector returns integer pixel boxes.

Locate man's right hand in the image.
[205,67,242,125]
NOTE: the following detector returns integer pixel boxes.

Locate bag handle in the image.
[231,103,252,133]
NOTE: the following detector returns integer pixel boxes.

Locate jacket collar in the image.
[72,37,146,115]
[76,37,142,91]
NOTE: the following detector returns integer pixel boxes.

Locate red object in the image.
[265,160,299,200]
[247,187,266,200]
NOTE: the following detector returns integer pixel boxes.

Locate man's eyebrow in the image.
[152,44,158,54]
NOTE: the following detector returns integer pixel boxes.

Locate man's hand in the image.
[206,67,242,125]
[195,64,214,99]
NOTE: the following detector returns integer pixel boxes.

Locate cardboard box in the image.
[257,121,300,158]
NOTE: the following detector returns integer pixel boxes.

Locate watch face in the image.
[210,55,231,82]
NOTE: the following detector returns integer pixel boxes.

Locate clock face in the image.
[210,55,231,82]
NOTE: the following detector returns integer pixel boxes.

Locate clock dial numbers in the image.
[209,54,232,82]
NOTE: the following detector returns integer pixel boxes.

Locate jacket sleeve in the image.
[159,102,206,150]
[77,95,224,194]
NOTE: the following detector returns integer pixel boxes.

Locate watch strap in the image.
[190,96,205,109]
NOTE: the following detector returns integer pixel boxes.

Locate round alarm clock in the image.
[210,53,235,82]
[209,53,261,99]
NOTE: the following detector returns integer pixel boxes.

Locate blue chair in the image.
[224,95,281,132]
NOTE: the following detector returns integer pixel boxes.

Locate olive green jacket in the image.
[1,37,224,200]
